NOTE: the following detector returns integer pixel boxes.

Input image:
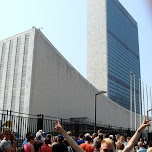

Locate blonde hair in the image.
[116,142,124,151]
[101,138,114,148]
[147,147,152,152]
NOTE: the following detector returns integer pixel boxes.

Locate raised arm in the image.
[123,116,151,152]
[53,119,85,152]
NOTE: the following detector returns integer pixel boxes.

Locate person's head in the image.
[79,133,84,139]
[38,130,45,136]
[27,135,35,145]
[135,146,139,151]
[0,133,4,140]
[10,133,16,142]
[115,134,120,141]
[26,132,32,139]
[94,141,101,150]
[119,136,125,143]
[103,134,109,139]
[57,134,64,143]
[44,138,51,145]
[85,136,92,143]
[46,134,52,140]
[116,142,124,151]
[92,133,97,139]
[148,140,152,148]
[98,129,103,135]
[84,133,91,138]
[144,137,147,141]
[148,147,152,152]
[100,138,114,152]
[98,133,103,141]
[138,141,143,148]
[4,129,11,140]
[140,138,144,142]
[126,137,131,143]
[36,132,42,140]
[109,135,114,140]
[75,136,79,141]
[53,136,57,142]
[67,131,72,137]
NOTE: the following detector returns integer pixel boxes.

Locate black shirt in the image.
[52,142,68,152]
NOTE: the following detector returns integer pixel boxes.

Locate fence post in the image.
[37,114,43,131]
[9,110,11,129]
[75,123,79,137]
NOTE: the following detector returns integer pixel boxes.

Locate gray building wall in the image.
[87,0,108,94]
[30,29,142,130]
[0,29,35,114]
[0,28,146,131]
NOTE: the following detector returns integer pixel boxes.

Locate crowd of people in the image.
[0,116,152,152]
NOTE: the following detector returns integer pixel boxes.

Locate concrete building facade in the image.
[0,28,144,131]
[87,0,141,113]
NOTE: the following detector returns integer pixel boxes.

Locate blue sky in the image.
[1,0,152,113]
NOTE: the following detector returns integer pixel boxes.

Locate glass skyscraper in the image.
[87,0,141,113]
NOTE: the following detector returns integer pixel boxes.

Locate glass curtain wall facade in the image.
[107,0,141,113]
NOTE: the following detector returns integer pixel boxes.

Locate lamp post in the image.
[94,90,107,133]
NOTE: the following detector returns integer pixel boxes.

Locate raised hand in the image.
[53,119,65,134]
[140,116,151,130]
[53,119,85,152]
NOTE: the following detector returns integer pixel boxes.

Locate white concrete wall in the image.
[0,29,35,114]
[87,0,108,94]
[30,29,143,130]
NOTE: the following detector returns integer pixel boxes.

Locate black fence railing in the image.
[0,109,135,148]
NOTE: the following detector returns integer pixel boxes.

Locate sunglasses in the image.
[5,134,11,135]
[103,149,113,152]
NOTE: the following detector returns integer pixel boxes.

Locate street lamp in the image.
[94,90,107,133]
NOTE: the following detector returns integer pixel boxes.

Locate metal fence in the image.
[0,109,135,148]
[0,109,68,148]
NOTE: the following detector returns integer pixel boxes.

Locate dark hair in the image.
[85,136,91,142]
[46,134,52,140]
[63,139,69,146]
[27,135,34,142]
[44,138,51,145]
[98,134,103,140]
[0,133,3,139]
[103,133,109,138]
[94,141,101,149]
[148,140,152,147]
[26,132,32,138]
[79,133,84,138]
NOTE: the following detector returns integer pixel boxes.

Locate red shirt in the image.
[41,144,52,152]
[80,143,94,152]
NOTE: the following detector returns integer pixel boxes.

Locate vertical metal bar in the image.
[9,110,11,130]
[142,82,145,116]
[139,79,141,125]
[146,84,148,118]
[150,87,152,117]
[133,75,136,130]
[130,72,132,130]
[1,113,4,132]
[94,94,97,133]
